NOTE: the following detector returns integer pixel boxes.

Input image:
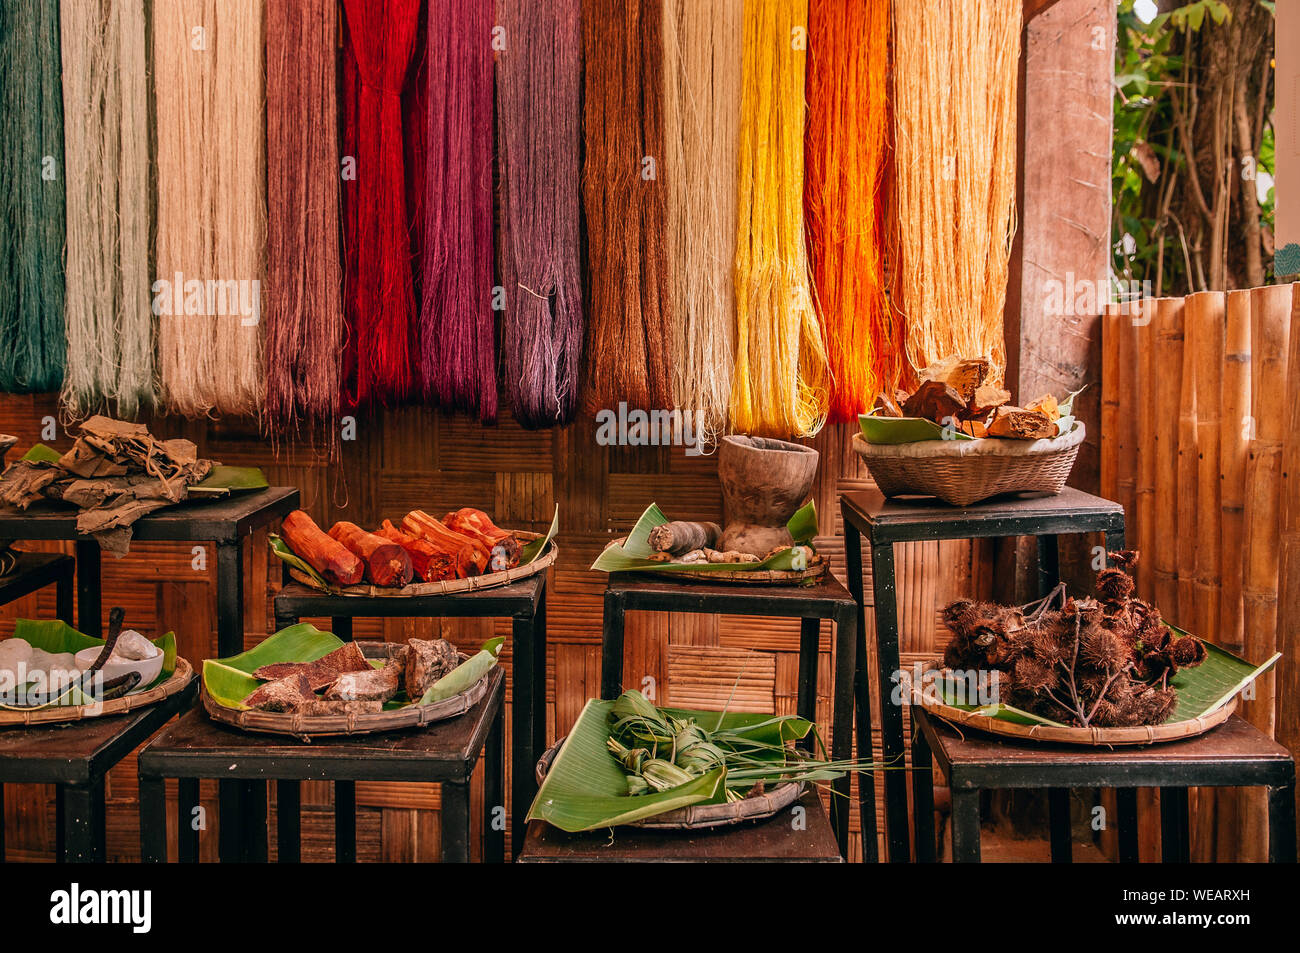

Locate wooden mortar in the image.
[717,435,819,555]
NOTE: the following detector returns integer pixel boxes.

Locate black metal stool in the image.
[0,676,196,861]
[273,575,546,856]
[840,486,1126,861]
[138,666,506,863]
[911,707,1297,862]
[598,573,870,860]
[0,551,74,625]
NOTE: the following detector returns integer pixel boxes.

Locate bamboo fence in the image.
[1102,283,1297,862]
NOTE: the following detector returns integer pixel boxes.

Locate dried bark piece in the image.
[901,380,966,425]
[404,638,460,700]
[921,356,991,404]
[281,510,364,586]
[253,642,371,690]
[328,520,413,587]
[325,657,405,702]
[244,673,315,712]
[706,549,760,563]
[648,521,722,556]
[297,698,383,716]
[986,406,1059,439]
[963,383,1012,420]
[873,392,904,418]
[0,461,59,508]
[1025,393,1061,420]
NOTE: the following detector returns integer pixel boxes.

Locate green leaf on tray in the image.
[590,501,820,573]
[268,534,333,591]
[520,505,560,564]
[202,623,344,710]
[932,630,1278,727]
[527,697,727,832]
[1,620,177,708]
[420,636,504,704]
[188,465,269,498]
[858,413,974,445]
[20,443,62,464]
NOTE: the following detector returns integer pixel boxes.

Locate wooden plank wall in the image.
[0,392,990,862]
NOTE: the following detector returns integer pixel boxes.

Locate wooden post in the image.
[1276,282,1300,862]
[1101,304,1119,503]
[1219,290,1252,655]
[1175,303,1199,628]
[1116,301,1141,545]
[1135,297,1158,598]
[1187,291,1227,862]
[1243,283,1291,740]
[1152,298,1184,619]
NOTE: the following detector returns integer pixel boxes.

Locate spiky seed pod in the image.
[1010,656,1056,693]
[1080,626,1127,670]
[1096,567,1135,604]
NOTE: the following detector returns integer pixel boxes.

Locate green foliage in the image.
[1112,0,1274,294]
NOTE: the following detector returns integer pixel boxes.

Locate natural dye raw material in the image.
[581,0,674,413]
[0,0,66,394]
[264,0,343,443]
[891,0,1020,375]
[942,553,1205,729]
[59,0,153,420]
[731,0,829,439]
[805,0,895,421]
[497,0,583,429]
[662,0,742,447]
[341,0,422,408]
[422,0,496,423]
[153,0,266,417]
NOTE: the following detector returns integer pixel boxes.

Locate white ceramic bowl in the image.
[74,645,164,692]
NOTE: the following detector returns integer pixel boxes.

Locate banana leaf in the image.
[268,534,332,590]
[20,443,62,464]
[1,619,177,709]
[188,465,269,498]
[527,698,727,832]
[201,623,343,710]
[858,414,974,444]
[519,506,560,564]
[933,633,1278,727]
[420,636,504,704]
[590,501,819,573]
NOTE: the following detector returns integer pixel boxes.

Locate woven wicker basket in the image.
[851,421,1086,506]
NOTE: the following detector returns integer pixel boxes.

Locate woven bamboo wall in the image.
[0,392,988,862]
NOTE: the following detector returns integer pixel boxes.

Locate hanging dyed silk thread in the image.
[581,0,674,413]
[153,0,266,417]
[662,0,742,448]
[0,0,66,394]
[891,0,1020,375]
[341,0,422,409]
[59,0,153,420]
[265,0,343,444]
[497,0,583,429]
[731,0,829,439]
[422,0,497,423]
[805,0,895,422]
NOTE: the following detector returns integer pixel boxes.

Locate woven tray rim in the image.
[200,642,490,740]
[900,663,1236,746]
[853,419,1086,459]
[285,533,555,598]
[0,657,194,726]
[536,736,803,829]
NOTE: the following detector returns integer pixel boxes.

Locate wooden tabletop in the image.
[275,574,545,618]
[517,789,842,862]
[841,486,1124,543]
[0,486,300,544]
[139,666,504,784]
[607,572,856,615]
[917,710,1296,789]
[0,676,197,785]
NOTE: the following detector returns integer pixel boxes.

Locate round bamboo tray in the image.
[0,657,193,726]
[536,737,803,829]
[852,422,1085,506]
[604,538,827,586]
[286,533,555,597]
[201,642,491,741]
[900,664,1236,746]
